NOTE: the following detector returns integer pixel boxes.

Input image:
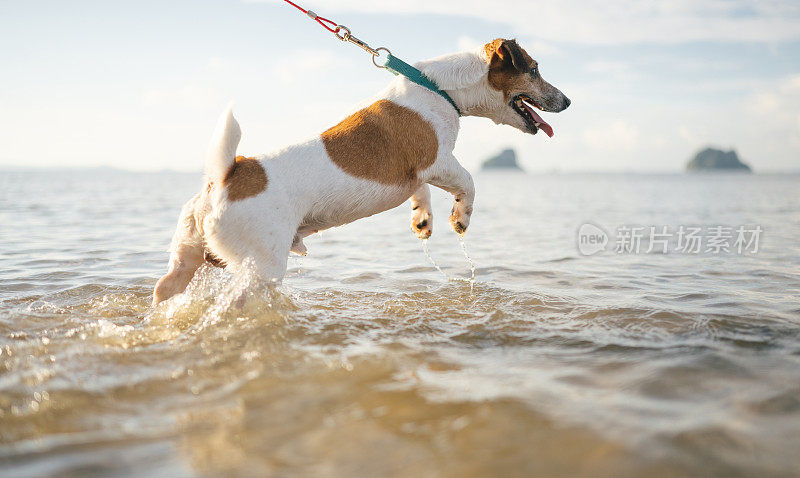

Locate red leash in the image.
[281,0,339,33]
[279,0,384,58]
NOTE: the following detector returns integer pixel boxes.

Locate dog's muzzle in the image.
[511,94,554,137]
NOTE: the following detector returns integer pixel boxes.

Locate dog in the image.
[152,38,570,305]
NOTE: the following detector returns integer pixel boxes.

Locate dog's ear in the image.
[486,39,530,73]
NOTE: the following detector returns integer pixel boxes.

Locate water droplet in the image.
[457,236,476,294]
[421,239,454,281]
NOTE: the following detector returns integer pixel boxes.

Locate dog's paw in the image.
[449,201,472,235]
[411,207,433,239]
[290,236,308,256]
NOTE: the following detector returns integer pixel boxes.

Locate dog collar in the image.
[382,54,462,116]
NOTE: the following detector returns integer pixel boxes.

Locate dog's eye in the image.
[530,66,538,76]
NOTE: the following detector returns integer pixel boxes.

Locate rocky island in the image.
[481,148,523,171]
[686,147,752,172]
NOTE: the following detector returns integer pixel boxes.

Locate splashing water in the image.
[145,258,289,339]
[420,237,477,293]
[458,235,477,293]
[421,238,453,281]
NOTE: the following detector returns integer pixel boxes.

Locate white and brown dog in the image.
[153,38,570,305]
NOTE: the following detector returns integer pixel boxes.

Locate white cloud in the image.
[582,120,639,151]
[748,92,780,113]
[206,57,234,71]
[584,61,631,74]
[745,74,800,122]
[252,0,800,44]
[142,85,224,111]
[523,40,560,57]
[781,74,800,92]
[678,125,695,144]
[272,49,347,83]
[456,35,481,52]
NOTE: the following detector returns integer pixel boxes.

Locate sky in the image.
[1,0,799,173]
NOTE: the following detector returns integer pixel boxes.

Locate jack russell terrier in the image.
[153,38,570,305]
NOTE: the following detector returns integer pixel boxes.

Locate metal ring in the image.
[371,47,391,68]
[334,25,350,41]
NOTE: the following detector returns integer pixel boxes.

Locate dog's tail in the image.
[205,104,242,184]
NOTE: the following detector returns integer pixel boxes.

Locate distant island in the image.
[481,148,523,171]
[686,147,752,172]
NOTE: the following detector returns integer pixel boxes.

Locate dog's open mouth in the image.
[511,95,554,138]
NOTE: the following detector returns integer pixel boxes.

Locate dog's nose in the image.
[564,96,571,109]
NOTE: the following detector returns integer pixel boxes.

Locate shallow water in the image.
[1,169,799,477]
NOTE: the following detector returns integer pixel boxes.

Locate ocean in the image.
[1,169,798,477]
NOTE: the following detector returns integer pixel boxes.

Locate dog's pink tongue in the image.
[522,101,554,137]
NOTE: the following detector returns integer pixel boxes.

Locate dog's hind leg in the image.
[250,242,291,285]
[250,224,295,283]
[208,210,295,285]
[153,194,205,306]
[410,183,433,239]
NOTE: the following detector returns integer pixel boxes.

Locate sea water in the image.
[1,169,799,476]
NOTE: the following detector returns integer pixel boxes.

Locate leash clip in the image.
[334,25,381,57]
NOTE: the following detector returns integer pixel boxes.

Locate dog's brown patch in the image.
[485,39,535,101]
[320,100,438,185]
[224,156,267,201]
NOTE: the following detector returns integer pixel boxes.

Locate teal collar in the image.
[383,54,461,116]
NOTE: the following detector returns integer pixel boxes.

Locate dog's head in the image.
[481,39,570,137]
[421,38,570,137]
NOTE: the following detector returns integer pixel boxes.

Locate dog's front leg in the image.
[409,184,433,239]
[290,227,317,256]
[427,157,475,235]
